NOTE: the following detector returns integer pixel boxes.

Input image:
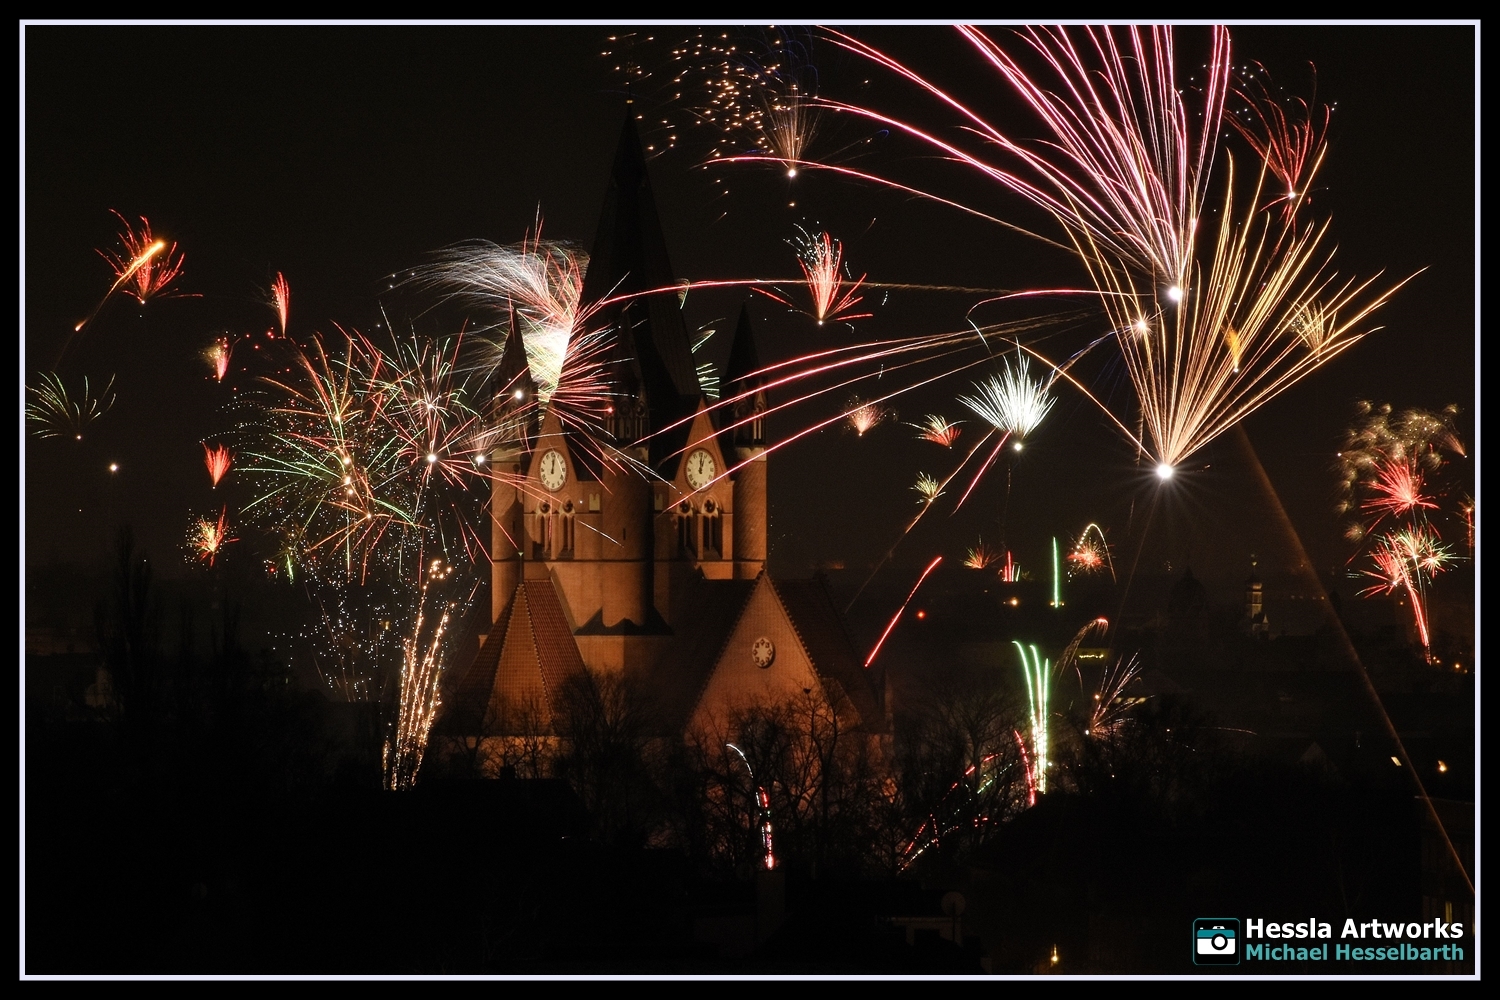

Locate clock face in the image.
[685,448,717,489]
[751,636,775,669]
[539,449,567,492]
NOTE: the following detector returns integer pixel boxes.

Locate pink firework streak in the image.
[910,413,962,447]
[204,443,234,487]
[1361,457,1438,528]
[865,555,942,668]
[1360,525,1453,657]
[271,272,291,336]
[756,228,873,326]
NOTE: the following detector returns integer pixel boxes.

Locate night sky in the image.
[22,23,1477,626]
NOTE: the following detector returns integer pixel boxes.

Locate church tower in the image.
[726,305,768,580]
[489,308,537,624]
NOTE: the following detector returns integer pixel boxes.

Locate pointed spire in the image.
[725,303,762,385]
[495,305,538,406]
[581,110,700,420]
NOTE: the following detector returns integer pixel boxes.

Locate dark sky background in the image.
[22,23,1477,630]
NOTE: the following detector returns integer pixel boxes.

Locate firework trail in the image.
[1013,641,1052,794]
[383,558,455,791]
[756,226,873,326]
[751,27,1405,473]
[1067,523,1115,581]
[189,507,238,567]
[727,743,777,870]
[997,550,1021,583]
[909,413,962,447]
[203,442,234,488]
[270,272,291,337]
[864,555,942,668]
[25,372,116,440]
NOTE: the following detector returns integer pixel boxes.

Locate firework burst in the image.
[912,473,943,503]
[205,336,235,381]
[189,507,238,567]
[203,442,234,488]
[25,372,116,440]
[845,397,894,436]
[1229,62,1331,220]
[756,226,873,326]
[958,352,1055,441]
[1360,525,1454,657]
[403,232,591,402]
[909,413,962,447]
[1067,523,1115,581]
[963,539,999,570]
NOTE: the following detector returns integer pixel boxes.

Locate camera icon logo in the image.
[1192,918,1240,965]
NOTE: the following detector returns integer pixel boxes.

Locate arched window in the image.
[702,497,723,558]
[559,500,576,559]
[677,501,697,557]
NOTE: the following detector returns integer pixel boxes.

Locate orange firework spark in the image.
[100,210,188,307]
[204,443,234,488]
[964,540,1000,570]
[845,397,893,436]
[205,335,235,381]
[191,507,238,567]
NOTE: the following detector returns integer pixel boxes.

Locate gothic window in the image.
[702,497,723,558]
[559,500,576,559]
[677,501,697,557]
[535,501,554,560]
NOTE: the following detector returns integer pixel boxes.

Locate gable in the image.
[686,575,865,735]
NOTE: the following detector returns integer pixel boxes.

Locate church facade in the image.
[441,117,883,747]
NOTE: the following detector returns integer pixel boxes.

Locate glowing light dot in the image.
[427,453,438,464]
[1155,463,1175,481]
[513,388,525,400]
[1166,285,1183,303]
[109,463,119,473]
[1134,319,1150,334]
[787,167,797,178]
[1014,442,1024,452]
[1438,761,1448,773]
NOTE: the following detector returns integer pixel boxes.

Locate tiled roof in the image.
[772,577,887,732]
[642,577,757,733]
[439,580,586,736]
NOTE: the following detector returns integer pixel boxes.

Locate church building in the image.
[441,116,884,746]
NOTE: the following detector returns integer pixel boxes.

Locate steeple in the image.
[725,303,767,452]
[581,113,701,436]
